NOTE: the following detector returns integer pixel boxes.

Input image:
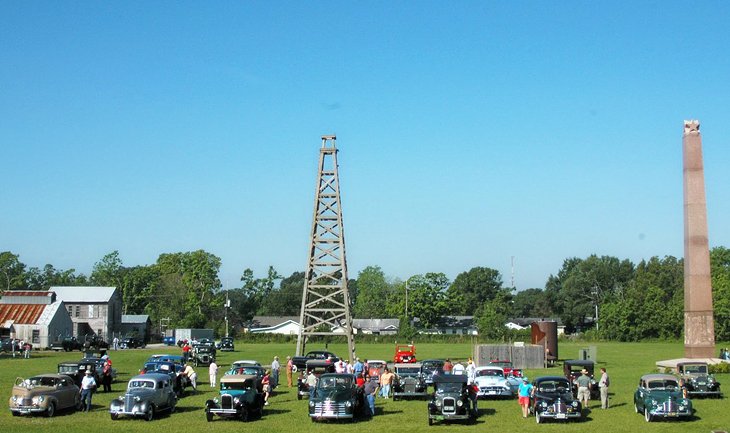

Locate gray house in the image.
[51,286,122,341]
[0,291,73,348]
[120,314,152,342]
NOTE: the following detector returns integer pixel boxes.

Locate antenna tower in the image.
[296,135,355,360]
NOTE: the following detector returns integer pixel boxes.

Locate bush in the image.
[710,362,730,374]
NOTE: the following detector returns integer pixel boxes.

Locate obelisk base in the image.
[684,311,716,358]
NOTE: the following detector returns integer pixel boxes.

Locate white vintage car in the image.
[474,366,514,398]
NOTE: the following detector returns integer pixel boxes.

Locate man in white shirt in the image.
[80,369,96,412]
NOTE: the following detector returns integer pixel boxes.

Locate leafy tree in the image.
[400,273,450,328]
[353,266,392,318]
[511,288,553,318]
[25,264,88,289]
[90,251,124,287]
[0,251,26,292]
[474,301,507,340]
[120,265,159,315]
[446,267,505,315]
[712,247,730,341]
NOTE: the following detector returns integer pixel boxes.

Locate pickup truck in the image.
[291,350,339,372]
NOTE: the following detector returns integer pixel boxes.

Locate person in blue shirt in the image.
[518,378,534,418]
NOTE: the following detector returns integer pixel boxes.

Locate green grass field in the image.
[1,341,728,432]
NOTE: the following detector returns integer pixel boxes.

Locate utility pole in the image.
[296,135,355,360]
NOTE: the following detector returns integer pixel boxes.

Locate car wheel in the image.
[46,402,56,418]
[206,409,213,422]
[145,405,155,421]
[111,413,119,420]
[168,396,176,413]
[634,401,640,414]
[297,393,302,400]
[535,411,542,424]
[240,406,249,422]
[644,408,652,422]
[428,417,433,426]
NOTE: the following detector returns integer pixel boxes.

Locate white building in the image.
[0,291,73,349]
[51,286,122,341]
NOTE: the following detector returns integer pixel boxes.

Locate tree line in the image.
[2,247,730,341]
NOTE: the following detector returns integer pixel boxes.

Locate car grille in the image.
[221,395,233,409]
[124,395,135,412]
[313,401,348,417]
[442,397,456,414]
[662,401,678,413]
[481,386,505,393]
[552,402,568,414]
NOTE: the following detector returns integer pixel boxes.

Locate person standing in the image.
[379,368,394,398]
[468,378,479,416]
[262,371,271,405]
[598,367,610,409]
[102,360,112,392]
[182,343,191,363]
[80,369,97,412]
[112,336,119,351]
[271,356,281,389]
[306,370,318,400]
[209,359,219,388]
[364,376,378,416]
[443,359,453,373]
[576,369,592,409]
[353,358,364,376]
[452,361,465,375]
[286,356,293,388]
[465,359,476,381]
[518,378,534,418]
[23,342,31,359]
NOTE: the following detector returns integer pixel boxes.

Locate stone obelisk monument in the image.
[682,119,715,358]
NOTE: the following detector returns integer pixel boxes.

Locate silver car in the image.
[110,373,177,421]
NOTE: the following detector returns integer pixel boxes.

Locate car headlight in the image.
[540,401,548,408]
[32,396,45,403]
[456,400,463,407]
[572,401,579,407]
[118,395,124,400]
[678,405,686,411]
[134,396,141,402]
[650,399,658,406]
[435,400,442,407]
[11,395,18,402]
[309,401,315,407]
[345,401,352,408]
[213,398,219,404]
[233,397,240,404]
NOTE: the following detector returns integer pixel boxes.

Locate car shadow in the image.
[172,405,201,414]
[261,408,291,416]
[376,407,403,416]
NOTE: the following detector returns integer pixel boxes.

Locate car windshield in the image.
[489,361,510,368]
[26,377,57,387]
[59,365,77,374]
[319,376,352,390]
[537,379,570,393]
[397,367,420,376]
[683,364,708,374]
[129,380,155,389]
[647,379,679,390]
[477,369,504,378]
[221,380,253,391]
[436,382,464,393]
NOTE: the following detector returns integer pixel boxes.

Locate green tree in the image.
[712,247,730,341]
[90,251,124,287]
[446,267,504,315]
[353,266,392,318]
[511,288,553,318]
[0,251,26,292]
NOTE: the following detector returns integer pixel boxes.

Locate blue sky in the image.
[2,1,729,291]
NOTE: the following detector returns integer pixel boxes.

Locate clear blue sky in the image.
[2,1,729,291]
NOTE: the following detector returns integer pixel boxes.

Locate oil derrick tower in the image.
[296,135,355,360]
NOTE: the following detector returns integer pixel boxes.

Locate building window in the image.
[88,305,94,318]
[97,329,102,337]
[75,306,80,318]
[32,330,40,344]
[67,306,73,316]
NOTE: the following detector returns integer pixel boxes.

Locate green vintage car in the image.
[633,374,693,422]
[205,375,264,422]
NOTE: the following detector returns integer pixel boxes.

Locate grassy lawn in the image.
[1,340,729,432]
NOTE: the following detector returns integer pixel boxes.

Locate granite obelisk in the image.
[682,119,715,358]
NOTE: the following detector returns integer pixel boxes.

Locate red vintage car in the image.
[394,344,417,363]
[488,360,523,378]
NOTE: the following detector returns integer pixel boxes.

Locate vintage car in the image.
[163,336,176,346]
[530,376,582,423]
[474,366,514,398]
[9,374,81,417]
[427,374,473,425]
[139,361,189,397]
[367,360,388,379]
[205,375,264,422]
[81,357,117,380]
[217,337,235,352]
[50,337,83,352]
[488,359,523,378]
[634,374,693,422]
[292,350,339,373]
[308,373,365,422]
[297,365,330,400]
[677,361,722,398]
[421,359,445,386]
[394,344,417,363]
[110,373,177,421]
[563,359,600,399]
[192,344,216,367]
[148,354,186,365]
[58,360,102,387]
[392,363,428,400]
[121,337,146,349]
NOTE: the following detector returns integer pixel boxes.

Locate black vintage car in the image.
[563,360,600,399]
[205,375,264,422]
[428,374,473,425]
[140,361,189,397]
[292,351,339,373]
[393,363,428,400]
[530,376,582,423]
[421,359,445,386]
[216,337,235,352]
[192,344,216,367]
[677,362,722,398]
[121,337,146,349]
[297,365,330,400]
[308,373,365,422]
[50,337,83,352]
[58,360,101,387]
